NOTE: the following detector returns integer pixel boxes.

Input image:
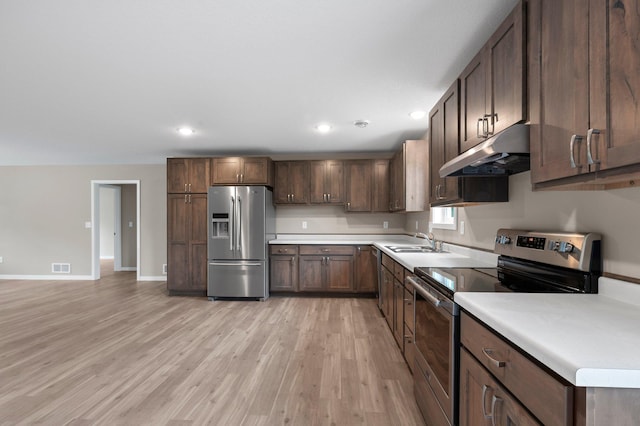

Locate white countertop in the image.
[269,234,498,270]
[455,277,640,388]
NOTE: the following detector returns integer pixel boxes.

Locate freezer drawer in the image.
[208,260,268,300]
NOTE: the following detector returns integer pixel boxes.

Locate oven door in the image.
[408,275,458,426]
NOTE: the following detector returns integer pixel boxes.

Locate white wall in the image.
[99,186,116,259]
[0,165,165,279]
[406,172,640,280]
[276,205,405,234]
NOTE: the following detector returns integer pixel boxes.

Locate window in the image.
[430,207,457,230]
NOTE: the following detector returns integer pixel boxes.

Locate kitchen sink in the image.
[385,245,438,253]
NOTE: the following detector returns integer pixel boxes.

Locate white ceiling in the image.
[0,0,519,166]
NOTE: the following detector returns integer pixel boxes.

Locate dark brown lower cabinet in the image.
[355,246,377,292]
[269,246,298,292]
[298,255,354,291]
[459,348,539,426]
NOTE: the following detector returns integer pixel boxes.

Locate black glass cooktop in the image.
[414,267,509,298]
[414,256,597,298]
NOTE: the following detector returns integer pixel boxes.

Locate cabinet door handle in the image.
[188,194,191,204]
[490,395,502,426]
[327,193,331,202]
[236,173,240,182]
[347,202,351,210]
[570,134,584,169]
[481,385,493,419]
[291,194,294,202]
[484,114,494,136]
[188,183,192,192]
[290,257,295,264]
[184,194,188,203]
[477,118,484,138]
[287,194,290,202]
[241,173,244,182]
[482,348,506,368]
[184,183,188,192]
[587,128,601,165]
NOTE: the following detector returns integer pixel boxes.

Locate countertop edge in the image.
[456,279,640,389]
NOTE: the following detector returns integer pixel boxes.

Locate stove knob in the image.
[496,235,511,245]
[548,240,560,251]
[559,242,574,253]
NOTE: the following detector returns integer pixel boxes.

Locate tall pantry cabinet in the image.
[166,158,210,295]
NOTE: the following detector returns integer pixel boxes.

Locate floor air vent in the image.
[52,263,71,273]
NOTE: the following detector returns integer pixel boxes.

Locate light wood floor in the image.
[0,266,425,425]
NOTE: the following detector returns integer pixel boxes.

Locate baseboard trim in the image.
[0,274,94,281]
[116,267,137,272]
[138,275,167,282]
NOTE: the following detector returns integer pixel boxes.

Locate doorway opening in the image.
[91,180,141,281]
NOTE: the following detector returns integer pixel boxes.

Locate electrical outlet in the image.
[383,221,388,229]
[84,221,92,229]
[129,221,134,228]
[460,220,465,235]
[0,256,3,263]
[415,220,419,230]
[162,264,167,274]
[302,221,308,229]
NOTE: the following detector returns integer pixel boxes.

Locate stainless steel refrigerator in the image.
[207,186,275,300]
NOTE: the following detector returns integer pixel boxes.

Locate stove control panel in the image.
[494,229,601,272]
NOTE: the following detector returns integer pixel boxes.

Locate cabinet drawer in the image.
[461,312,572,426]
[381,253,394,271]
[393,262,405,282]
[299,245,355,256]
[270,245,298,255]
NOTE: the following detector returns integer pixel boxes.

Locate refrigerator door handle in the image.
[237,196,242,253]
[230,196,235,252]
[209,262,262,267]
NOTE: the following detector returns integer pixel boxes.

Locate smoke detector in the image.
[353,120,369,128]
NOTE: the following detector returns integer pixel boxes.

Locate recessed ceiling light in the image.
[353,120,370,128]
[315,123,332,133]
[409,110,427,120]
[177,127,195,136]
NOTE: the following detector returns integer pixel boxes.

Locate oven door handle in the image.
[406,276,441,307]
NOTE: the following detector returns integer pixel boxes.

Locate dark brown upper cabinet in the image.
[389,141,428,212]
[274,161,310,204]
[345,160,373,212]
[167,158,211,194]
[211,157,273,186]
[309,160,344,204]
[460,1,526,153]
[530,0,640,189]
[430,80,461,206]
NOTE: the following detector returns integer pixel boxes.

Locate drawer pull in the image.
[482,348,506,368]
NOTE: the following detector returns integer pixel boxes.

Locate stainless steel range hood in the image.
[439,124,530,177]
